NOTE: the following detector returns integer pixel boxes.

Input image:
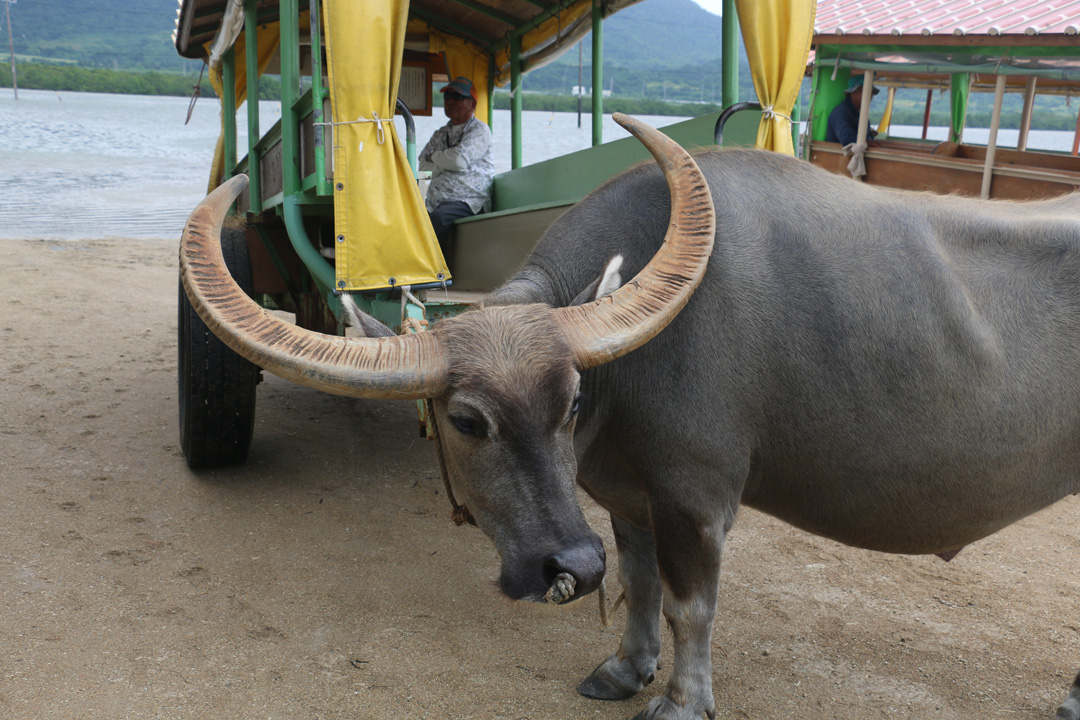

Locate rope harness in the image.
[424,398,476,527]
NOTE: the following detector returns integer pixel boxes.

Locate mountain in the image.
[587,0,732,70]
[4,0,190,71]
[523,0,752,103]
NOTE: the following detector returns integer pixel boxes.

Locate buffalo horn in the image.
[552,113,716,369]
[178,175,449,400]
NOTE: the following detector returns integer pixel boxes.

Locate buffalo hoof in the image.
[577,653,655,701]
[1058,671,1080,720]
[630,695,715,720]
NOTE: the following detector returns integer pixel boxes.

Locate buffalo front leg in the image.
[631,501,731,720]
[1058,672,1080,719]
[579,515,664,701]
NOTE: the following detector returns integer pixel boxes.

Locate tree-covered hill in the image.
[3,0,196,71]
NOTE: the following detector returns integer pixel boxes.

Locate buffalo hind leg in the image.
[579,515,664,701]
[1058,672,1080,719]
[631,499,731,720]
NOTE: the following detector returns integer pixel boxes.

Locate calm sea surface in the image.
[0,89,690,241]
[1,88,1076,241]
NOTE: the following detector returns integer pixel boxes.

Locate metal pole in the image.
[280,0,300,196]
[721,0,737,107]
[981,74,1006,200]
[511,34,522,169]
[244,0,262,212]
[487,57,494,130]
[577,42,582,129]
[223,48,237,175]
[4,0,16,100]
[591,0,602,147]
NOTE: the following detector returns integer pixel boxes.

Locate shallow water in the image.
[2,88,1075,241]
[0,89,689,241]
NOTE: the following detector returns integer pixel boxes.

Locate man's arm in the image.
[423,147,469,172]
[452,120,492,169]
[418,126,445,170]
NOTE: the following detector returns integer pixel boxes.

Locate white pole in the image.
[854,69,874,182]
[981,74,1006,200]
[1017,76,1037,151]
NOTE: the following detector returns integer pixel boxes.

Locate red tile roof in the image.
[814,0,1080,37]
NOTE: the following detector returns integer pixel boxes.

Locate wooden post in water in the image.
[4,0,16,100]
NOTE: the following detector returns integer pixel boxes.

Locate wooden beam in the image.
[442,0,520,29]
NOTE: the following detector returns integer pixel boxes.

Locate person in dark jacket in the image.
[826,75,879,146]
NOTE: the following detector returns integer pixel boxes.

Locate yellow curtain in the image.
[326,0,448,291]
[736,0,816,155]
[408,0,596,125]
[491,1,592,86]
[877,86,896,135]
[419,24,492,126]
[205,21,282,192]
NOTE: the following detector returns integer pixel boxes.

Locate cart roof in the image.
[814,0,1080,44]
[811,0,1080,93]
[173,0,641,65]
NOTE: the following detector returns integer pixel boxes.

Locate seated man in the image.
[418,76,496,257]
[826,75,880,146]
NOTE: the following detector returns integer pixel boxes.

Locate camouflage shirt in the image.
[418,116,495,214]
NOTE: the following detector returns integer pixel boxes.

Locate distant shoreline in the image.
[6,63,1080,131]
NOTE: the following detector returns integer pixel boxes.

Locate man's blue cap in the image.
[441,76,477,101]
[845,74,880,95]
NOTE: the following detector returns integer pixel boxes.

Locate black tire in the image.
[178,225,260,468]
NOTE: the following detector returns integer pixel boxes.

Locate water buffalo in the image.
[180,114,1080,719]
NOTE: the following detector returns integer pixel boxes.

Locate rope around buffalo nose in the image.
[597,581,625,627]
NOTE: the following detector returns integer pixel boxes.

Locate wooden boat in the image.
[806,0,1080,200]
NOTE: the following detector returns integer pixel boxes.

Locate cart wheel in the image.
[178,225,260,468]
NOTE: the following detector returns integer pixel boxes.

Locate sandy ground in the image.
[2,235,1080,720]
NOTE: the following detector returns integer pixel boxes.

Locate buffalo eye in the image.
[450,414,487,438]
[569,393,584,420]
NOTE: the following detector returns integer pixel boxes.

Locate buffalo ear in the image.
[570,255,624,307]
[342,294,396,338]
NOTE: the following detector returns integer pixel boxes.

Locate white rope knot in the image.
[316,111,393,144]
[760,105,792,123]
[359,111,388,144]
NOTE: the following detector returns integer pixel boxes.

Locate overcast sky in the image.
[691,0,724,16]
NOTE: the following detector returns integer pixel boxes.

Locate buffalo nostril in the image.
[543,541,606,600]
